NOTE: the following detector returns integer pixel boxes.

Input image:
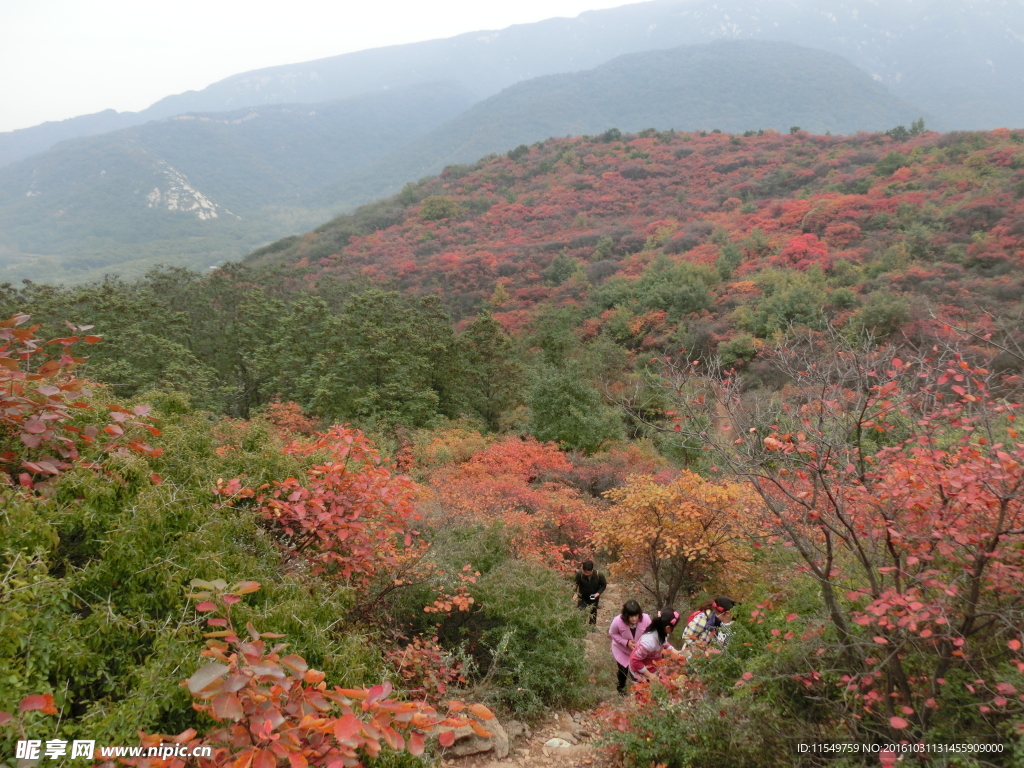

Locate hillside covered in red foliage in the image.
[251,125,1024,360]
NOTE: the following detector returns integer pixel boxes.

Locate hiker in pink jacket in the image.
[628,610,681,682]
[608,601,651,693]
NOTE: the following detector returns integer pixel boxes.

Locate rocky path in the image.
[440,582,627,768]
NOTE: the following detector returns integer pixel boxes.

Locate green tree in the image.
[593,236,614,260]
[1,266,287,417]
[419,195,460,221]
[543,252,582,286]
[741,269,826,337]
[743,227,774,258]
[263,290,458,426]
[715,242,744,279]
[453,313,526,430]
[592,256,714,320]
[528,364,622,453]
[846,290,912,340]
[718,333,758,366]
[527,307,581,367]
[507,144,530,161]
[874,151,910,177]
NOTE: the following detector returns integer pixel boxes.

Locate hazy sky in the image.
[0,0,638,133]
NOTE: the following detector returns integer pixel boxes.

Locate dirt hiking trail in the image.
[441,581,628,768]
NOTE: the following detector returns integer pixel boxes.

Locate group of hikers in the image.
[573,560,736,693]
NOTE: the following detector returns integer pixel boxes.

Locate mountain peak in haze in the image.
[2,0,1022,167]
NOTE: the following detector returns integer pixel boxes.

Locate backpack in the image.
[683,609,720,634]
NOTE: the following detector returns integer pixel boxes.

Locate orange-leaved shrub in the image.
[660,337,1024,743]
[425,436,596,569]
[593,471,758,609]
[214,427,423,591]
[0,312,160,488]
[1,580,497,768]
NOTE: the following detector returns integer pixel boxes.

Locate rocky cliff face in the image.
[145,162,234,221]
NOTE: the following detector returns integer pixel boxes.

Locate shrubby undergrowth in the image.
[1,320,594,763]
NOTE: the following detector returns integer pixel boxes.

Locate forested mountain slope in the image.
[3,0,1020,167]
[5,124,1023,429]
[306,41,922,212]
[0,82,478,284]
[0,42,922,285]
[251,125,1024,368]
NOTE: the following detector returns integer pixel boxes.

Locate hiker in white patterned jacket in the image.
[680,596,737,655]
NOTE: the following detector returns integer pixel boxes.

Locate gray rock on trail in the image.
[434,718,510,759]
[544,738,573,748]
[551,731,579,745]
[566,721,587,737]
[541,743,593,757]
[505,719,531,740]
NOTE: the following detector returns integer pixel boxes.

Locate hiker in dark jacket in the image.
[574,560,607,625]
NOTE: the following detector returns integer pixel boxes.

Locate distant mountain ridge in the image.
[0,41,925,285]
[309,41,923,212]
[2,0,1022,167]
[0,82,479,283]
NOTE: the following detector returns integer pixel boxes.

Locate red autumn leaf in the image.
[468,703,495,720]
[253,749,275,768]
[334,713,362,742]
[19,694,56,714]
[469,720,492,738]
[408,732,425,757]
[366,681,392,705]
[186,662,228,694]
[281,655,308,675]
[211,692,244,720]
[380,725,404,751]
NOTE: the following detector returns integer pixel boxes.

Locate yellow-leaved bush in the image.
[593,472,759,609]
